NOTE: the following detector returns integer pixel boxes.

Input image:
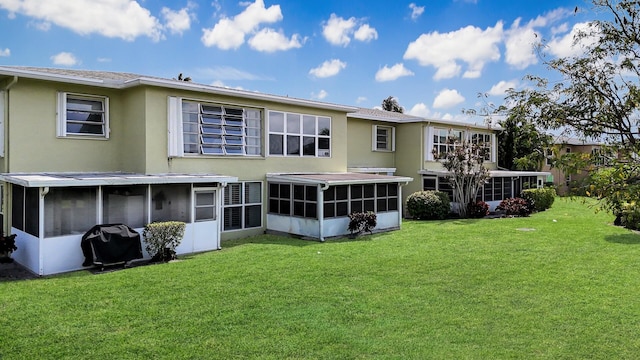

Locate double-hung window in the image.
[182,101,262,156]
[57,93,109,138]
[373,125,395,151]
[268,111,331,157]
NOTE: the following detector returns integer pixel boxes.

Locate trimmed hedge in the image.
[619,202,640,230]
[407,190,450,220]
[143,221,186,262]
[521,187,556,212]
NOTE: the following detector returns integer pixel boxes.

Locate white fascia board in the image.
[0,173,238,188]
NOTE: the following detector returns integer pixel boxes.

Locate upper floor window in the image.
[546,149,553,166]
[268,111,331,157]
[182,101,262,156]
[57,93,109,138]
[373,125,395,151]
[432,128,462,158]
[471,132,492,161]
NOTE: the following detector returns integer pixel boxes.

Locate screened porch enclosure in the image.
[266,173,412,241]
[2,173,236,275]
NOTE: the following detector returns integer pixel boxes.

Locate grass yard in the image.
[2,198,640,359]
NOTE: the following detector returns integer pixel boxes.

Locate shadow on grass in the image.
[221,231,384,250]
[605,233,640,245]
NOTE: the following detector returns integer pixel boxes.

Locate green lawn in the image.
[2,198,640,359]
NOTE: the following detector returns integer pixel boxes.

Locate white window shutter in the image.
[0,91,4,157]
[56,92,67,137]
[371,125,377,151]
[425,126,434,161]
[491,133,497,163]
[391,127,396,152]
[167,96,183,157]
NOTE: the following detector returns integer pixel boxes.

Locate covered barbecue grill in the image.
[81,224,143,269]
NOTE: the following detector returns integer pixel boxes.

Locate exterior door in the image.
[192,189,219,252]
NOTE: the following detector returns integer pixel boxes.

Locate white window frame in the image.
[372,125,395,152]
[470,132,492,161]
[57,92,109,138]
[267,111,331,157]
[223,181,262,231]
[432,128,462,158]
[180,100,262,156]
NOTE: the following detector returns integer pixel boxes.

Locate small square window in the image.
[58,93,108,138]
[373,125,394,151]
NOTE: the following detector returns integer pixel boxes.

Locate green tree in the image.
[505,0,640,214]
[498,113,552,171]
[381,96,404,113]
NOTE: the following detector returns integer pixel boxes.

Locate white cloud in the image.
[201,0,289,50]
[404,22,503,80]
[409,3,424,21]
[248,28,303,52]
[196,66,269,81]
[211,80,244,90]
[309,59,346,78]
[0,48,9,57]
[356,96,367,104]
[28,20,50,31]
[354,24,377,42]
[312,89,328,100]
[322,13,377,46]
[488,80,517,96]
[97,57,111,62]
[548,22,598,58]
[50,52,79,66]
[161,6,193,35]
[433,89,465,109]
[407,103,432,117]
[375,63,414,82]
[504,18,538,69]
[0,0,164,41]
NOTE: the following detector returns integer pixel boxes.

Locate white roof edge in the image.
[418,169,551,177]
[0,67,358,113]
[0,67,110,87]
[266,172,413,185]
[347,113,423,123]
[0,173,238,187]
[347,167,397,173]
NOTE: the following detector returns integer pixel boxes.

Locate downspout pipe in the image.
[318,182,330,242]
[1,76,18,91]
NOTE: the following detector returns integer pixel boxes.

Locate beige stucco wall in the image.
[394,122,424,200]
[542,144,596,195]
[346,118,395,170]
[141,87,349,181]
[5,79,130,173]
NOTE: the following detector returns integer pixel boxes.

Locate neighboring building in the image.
[0,66,547,275]
[542,136,608,195]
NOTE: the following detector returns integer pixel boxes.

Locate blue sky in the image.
[0,0,594,123]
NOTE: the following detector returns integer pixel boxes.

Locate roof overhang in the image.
[0,67,357,113]
[267,172,413,186]
[418,169,551,177]
[0,172,238,188]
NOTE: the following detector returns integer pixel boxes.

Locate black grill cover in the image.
[81,224,143,267]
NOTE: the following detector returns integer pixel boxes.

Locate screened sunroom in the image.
[1,172,236,275]
[266,173,412,240]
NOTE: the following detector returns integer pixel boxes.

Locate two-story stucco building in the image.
[0,66,547,275]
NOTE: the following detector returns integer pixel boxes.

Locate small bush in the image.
[619,202,640,230]
[143,221,186,262]
[467,200,489,218]
[521,187,556,212]
[406,191,450,220]
[496,197,533,217]
[348,211,377,236]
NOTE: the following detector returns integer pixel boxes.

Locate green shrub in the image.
[496,197,533,217]
[467,200,489,218]
[619,202,640,230]
[521,187,556,212]
[143,221,186,262]
[406,191,450,220]
[348,211,377,236]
